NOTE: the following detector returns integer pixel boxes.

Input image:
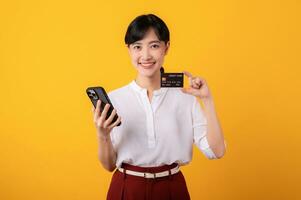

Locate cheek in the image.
[130,54,139,63]
[155,50,166,61]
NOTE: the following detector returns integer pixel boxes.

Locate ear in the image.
[164,41,170,55]
[127,44,131,53]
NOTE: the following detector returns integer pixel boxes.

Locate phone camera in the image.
[88,89,98,100]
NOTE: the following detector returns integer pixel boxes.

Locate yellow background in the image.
[1,0,300,199]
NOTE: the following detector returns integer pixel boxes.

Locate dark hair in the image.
[124,14,170,46]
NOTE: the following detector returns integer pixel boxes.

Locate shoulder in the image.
[108,84,130,98]
[106,84,132,108]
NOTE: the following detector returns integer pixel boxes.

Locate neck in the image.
[135,69,161,92]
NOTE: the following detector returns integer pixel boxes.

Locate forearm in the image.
[97,132,117,172]
[201,96,226,158]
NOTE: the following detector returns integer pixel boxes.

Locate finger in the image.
[100,103,111,121]
[195,77,205,85]
[91,106,96,118]
[183,71,194,86]
[182,87,200,96]
[182,70,193,78]
[181,88,187,93]
[194,77,201,83]
[96,116,104,127]
[108,115,122,129]
[95,100,101,113]
[181,87,193,94]
[103,109,117,128]
[94,100,101,122]
[192,78,201,86]
[191,79,201,89]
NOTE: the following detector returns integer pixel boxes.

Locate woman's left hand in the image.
[181,70,212,100]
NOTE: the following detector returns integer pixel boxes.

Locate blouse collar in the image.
[129,80,168,96]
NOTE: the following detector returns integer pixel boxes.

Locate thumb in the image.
[181,88,190,94]
[182,87,197,96]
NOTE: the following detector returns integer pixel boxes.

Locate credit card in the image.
[161,73,184,87]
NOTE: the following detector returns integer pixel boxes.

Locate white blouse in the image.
[108,80,218,168]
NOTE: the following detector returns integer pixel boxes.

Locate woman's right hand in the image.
[92,100,121,139]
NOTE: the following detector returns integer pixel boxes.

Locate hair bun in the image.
[160,67,165,74]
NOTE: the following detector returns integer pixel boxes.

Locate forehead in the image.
[132,28,161,44]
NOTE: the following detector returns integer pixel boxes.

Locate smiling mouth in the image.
[139,62,156,68]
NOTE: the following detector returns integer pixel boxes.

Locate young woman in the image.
[92,14,227,200]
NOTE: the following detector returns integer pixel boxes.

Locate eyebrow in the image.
[132,40,161,45]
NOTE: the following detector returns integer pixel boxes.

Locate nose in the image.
[141,47,152,61]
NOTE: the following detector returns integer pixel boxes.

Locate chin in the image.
[139,71,156,78]
[139,68,160,78]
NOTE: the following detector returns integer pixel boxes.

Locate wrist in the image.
[97,131,110,142]
[98,136,111,143]
[199,96,214,105]
[199,97,216,112]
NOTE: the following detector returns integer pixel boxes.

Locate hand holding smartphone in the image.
[86,87,121,130]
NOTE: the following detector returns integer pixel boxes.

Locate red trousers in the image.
[106,163,190,200]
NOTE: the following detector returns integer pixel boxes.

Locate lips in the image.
[139,62,156,68]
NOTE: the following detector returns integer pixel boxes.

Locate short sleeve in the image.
[192,96,218,159]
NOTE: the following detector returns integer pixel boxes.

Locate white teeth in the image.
[140,62,155,67]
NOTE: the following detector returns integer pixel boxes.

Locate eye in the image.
[132,45,141,50]
[151,44,160,49]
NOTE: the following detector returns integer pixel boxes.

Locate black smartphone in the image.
[86,86,121,126]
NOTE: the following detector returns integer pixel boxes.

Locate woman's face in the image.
[128,28,169,78]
